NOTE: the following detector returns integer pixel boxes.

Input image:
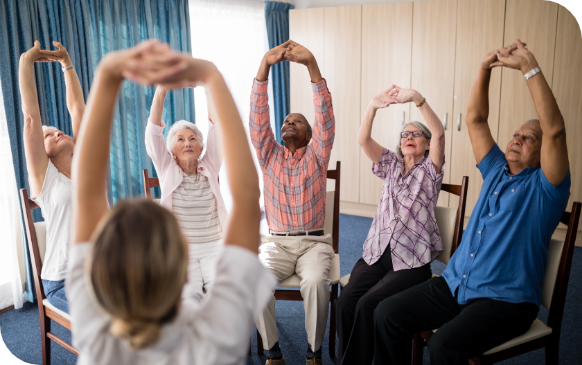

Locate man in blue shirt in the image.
[372,40,571,365]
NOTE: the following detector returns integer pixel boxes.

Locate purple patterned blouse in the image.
[362,148,445,271]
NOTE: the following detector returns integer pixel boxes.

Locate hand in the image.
[491,39,538,73]
[263,40,291,66]
[390,86,423,105]
[370,85,398,110]
[284,41,314,66]
[38,41,72,67]
[99,40,181,84]
[21,41,50,63]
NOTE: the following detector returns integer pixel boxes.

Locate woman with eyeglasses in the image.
[336,85,445,365]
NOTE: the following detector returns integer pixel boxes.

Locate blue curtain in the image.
[0,0,193,302]
[265,1,294,143]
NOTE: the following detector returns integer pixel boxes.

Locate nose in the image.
[288,120,296,126]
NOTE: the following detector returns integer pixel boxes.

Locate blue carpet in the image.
[1,214,581,364]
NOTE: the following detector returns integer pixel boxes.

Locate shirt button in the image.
[470,254,474,257]
[494,192,498,194]
[512,189,515,192]
[489,213,492,217]
[478,231,481,234]
[509,176,513,180]
[463,275,467,278]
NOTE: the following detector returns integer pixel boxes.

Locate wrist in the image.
[96,63,124,86]
[20,53,33,65]
[412,91,423,105]
[520,58,539,75]
[60,57,73,68]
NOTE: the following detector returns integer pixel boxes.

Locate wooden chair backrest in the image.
[545,202,581,332]
[142,169,160,199]
[434,176,469,265]
[20,188,47,302]
[325,161,341,253]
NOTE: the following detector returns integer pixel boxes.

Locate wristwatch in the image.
[524,66,541,81]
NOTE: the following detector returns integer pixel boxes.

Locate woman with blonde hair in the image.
[336,85,446,365]
[66,40,274,364]
[145,84,225,301]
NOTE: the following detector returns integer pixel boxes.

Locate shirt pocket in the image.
[498,183,524,212]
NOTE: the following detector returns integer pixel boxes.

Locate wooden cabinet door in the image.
[359,2,413,206]
[552,5,582,211]
[410,0,458,207]
[448,0,506,216]
[324,5,362,202]
[497,0,559,150]
[289,8,325,125]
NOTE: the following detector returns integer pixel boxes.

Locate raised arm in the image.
[464,48,509,165]
[392,87,445,174]
[39,42,85,140]
[358,87,397,165]
[494,39,569,185]
[19,41,50,197]
[149,86,167,126]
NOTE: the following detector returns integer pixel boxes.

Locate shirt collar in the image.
[284,146,306,160]
[504,164,538,177]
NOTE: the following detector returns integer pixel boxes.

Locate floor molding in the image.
[340,201,582,247]
[0,305,14,315]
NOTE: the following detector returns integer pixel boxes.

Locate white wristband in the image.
[524,66,541,81]
[62,65,74,72]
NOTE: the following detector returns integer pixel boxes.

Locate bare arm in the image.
[40,42,85,140]
[19,42,49,197]
[411,94,445,174]
[495,40,569,185]
[358,103,384,165]
[149,86,167,126]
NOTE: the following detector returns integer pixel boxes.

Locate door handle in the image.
[401,111,405,126]
[443,112,448,130]
[457,113,462,131]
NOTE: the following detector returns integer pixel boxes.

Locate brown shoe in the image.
[265,357,286,365]
[306,358,323,365]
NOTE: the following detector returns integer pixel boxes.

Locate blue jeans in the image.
[42,279,69,313]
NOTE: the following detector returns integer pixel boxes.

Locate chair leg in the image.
[329,284,338,359]
[257,329,264,356]
[412,332,424,365]
[545,337,560,365]
[41,313,51,365]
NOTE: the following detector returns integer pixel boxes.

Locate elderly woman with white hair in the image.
[145,86,227,302]
[336,85,445,365]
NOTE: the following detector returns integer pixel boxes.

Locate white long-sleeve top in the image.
[66,244,275,365]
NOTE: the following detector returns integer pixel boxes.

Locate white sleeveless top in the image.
[172,173,222,244]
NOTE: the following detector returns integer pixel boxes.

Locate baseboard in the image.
[0,305,14,314]
[340,202,582,247]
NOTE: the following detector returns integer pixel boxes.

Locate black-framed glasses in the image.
[400,130,425,139]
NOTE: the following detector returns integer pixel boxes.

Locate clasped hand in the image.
[482,39,538,74]
[264,40,315,66]
[371,85,422,110]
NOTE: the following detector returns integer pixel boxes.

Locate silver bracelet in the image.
[524,66,541,81]
[62,65,74,72]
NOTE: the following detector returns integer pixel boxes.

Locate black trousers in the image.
[336,248,431,365]
[373,276,539,365]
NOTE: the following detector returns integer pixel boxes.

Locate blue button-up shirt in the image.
[443,145,570,306]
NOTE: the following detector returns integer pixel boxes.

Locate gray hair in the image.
[396,121,432,157]
[166,120,204,155]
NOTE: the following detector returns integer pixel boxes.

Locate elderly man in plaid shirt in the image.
[249,40,335,365]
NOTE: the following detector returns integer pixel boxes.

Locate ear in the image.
[306,132,312,142]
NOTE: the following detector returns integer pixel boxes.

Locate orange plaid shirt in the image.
[249,78,335,232]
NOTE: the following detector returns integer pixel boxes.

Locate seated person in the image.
[145,85,227,302]
[250,40,335,365]
[372,40,571,365]
[337,85,445,365]
[66,40,275,364]
[19,40,85,313]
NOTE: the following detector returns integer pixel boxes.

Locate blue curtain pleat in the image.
[0,0,192,302]
[265,1,294,143]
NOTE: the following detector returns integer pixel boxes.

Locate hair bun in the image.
[110,317,161,350]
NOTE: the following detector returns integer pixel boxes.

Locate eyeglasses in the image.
[400,130,426,139]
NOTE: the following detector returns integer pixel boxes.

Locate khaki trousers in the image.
[256,233,335,351]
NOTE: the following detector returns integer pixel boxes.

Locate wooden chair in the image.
[338,176,470,287]
[20,189,78,364]
[142,169,160,199]
[412,201,581,365]
[256,161,341,358]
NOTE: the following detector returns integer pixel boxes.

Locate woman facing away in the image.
[66,40,275,365]
[145,85,226,302]
[19,40,86,313]
[336,85,446,365]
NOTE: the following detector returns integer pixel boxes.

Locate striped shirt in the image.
[249,78,335,232]
[172,173,222,244]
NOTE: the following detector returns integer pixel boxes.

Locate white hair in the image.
[166,120,204,155]
[396,121,432,157]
